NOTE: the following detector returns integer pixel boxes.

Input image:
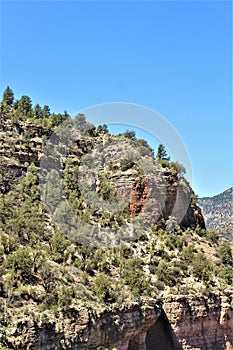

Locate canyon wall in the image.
[3,295,232,350]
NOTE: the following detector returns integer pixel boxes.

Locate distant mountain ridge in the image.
[199,187,233,243]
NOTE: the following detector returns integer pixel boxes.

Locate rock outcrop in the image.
[0,115,205,230]
[163,294,233,350]
[3,295,232,349]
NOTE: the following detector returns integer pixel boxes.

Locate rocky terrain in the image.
[2,293,233,350]
[0,89,232,350]
[199,188,233,243]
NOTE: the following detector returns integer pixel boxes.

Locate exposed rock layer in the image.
[3,295,232,349]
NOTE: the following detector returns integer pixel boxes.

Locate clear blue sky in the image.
[0,0,232,197]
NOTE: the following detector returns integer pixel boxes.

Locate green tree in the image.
[41,105,50,118]
[170,162,186,175]
[219,242,232,266]
[19,163,38,197]
[206,229,219,245]
[74,113,87,133]
[121,258,150,296]
[93,273,112,302]
[2,86,14,106]
[182,245,194,263]
[39,262,56,293]
[43,170,62,214]
[48,113,65,127]
[74,113,95,135]
[97,124,109,134]
[191,192,199,205]
[192,252,212,282]
[5,247,34,281]
[156,144,170,161]
[219,265,233,285]
[121,130,136,139]
[99,177,115,200]
[16,95,33,117]
[136,139,154,156]
[49,230,70,263]
[33,103,42,118]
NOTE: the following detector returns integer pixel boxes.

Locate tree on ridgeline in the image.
[14,95,33,118]
[41,105,51,119]
[120,130,136,140]
[74,113,95,135]
[2,86,14,106]
[156,144,170,161]
[97,124,109,135]
[34,103,42,118]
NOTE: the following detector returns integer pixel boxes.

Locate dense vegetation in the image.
[0,87,232,348]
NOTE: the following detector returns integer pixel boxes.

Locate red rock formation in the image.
[129,177,150,218]
[113,173,205,230]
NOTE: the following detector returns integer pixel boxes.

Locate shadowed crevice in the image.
[145,310,181,350]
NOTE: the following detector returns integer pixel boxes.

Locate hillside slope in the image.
[0,89,232,350]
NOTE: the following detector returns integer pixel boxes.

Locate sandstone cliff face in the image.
[113,173,205,231]
[3,302,162,350]
[163,294,233,350]
[3,295,232,350]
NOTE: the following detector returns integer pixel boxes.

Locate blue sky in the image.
[0,0,232,197]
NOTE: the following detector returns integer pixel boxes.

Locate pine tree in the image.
[74,113,87,133]
[156,144,170,161]
[17,95,33,117]
[41,105,50,118]
[34,103,42,118]
[2,86,14,106]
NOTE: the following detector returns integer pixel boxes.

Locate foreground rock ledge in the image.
[3,294,232,350]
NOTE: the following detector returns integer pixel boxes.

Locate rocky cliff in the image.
[3,295,232,349]
[0,107,232,350]
[163,294,233,350]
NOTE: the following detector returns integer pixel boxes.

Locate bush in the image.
[49,231,70,263]
[99,178,115,201]
[92,273,113,302]
[170,162,186,175]
[219,242,232,266]
[191,192,198,205]
[192,252,212,282]
[39,262,56,293]
[58,286,75,309]
[156,259,181,287]
[40,292,58,311]
[219,265,233,286]
[121,258,151,297]
[206,230,219,245]
[5,247,34,281]
[182,245,194,263]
